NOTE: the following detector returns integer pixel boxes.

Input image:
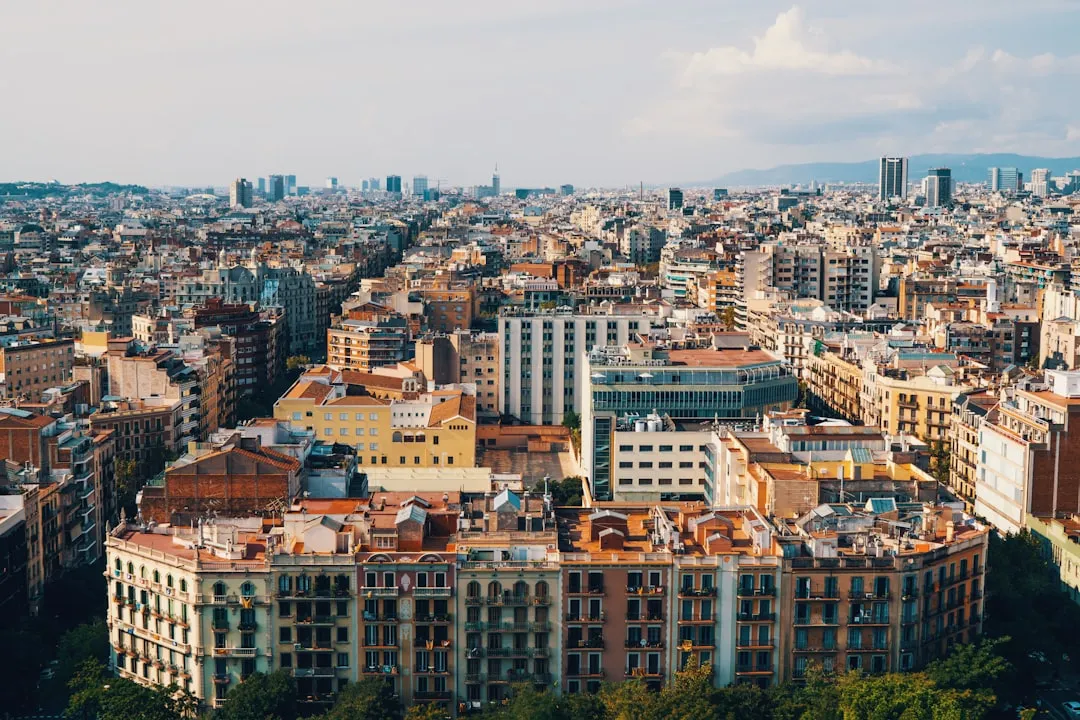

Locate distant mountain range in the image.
[698,153,1080,188]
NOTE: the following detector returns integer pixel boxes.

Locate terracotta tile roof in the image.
[427,394,476,426]
[283,380,334,402]
[326,395,389,407]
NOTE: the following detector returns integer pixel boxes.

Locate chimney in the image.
[945,520,955,544]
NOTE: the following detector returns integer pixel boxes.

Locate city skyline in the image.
[2,1,1080,187]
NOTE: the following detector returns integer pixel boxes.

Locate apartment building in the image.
[0,407,109,569]
[861,356,965,444]
[776,501,988,679]
[0,338,75,402]
[948,393,997,512]
[105,349,204,447]
[105,519,273,708]
[273,368,477,469]
[327,314,410,372]
[805,342,865,423]
[106,487,987,714]
[580,340,797,501]
[740,242,880,315]
[975,371,1080,534]
[497,307,668,426]
[459,490,558,706]
[414,331,500,419]
[191,298,284,395]
[89,399,181,482]
[0,496,27,622]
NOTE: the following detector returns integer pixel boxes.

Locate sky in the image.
[2,0,1080,188]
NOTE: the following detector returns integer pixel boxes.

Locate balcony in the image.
[735,665,774,676]
[465,673,485,684]
[568,637,605,650]
[211,619,230,631]
[487,594,531,606]
[736,586,776,598]
[567,668,605,678]
[735,640,775,649]
[736,612,776,622]
[293,667,337,677]
[794,590,840,601]
[566,612,605,623]
[238,620,257,631]
[679,615,715,624]
[361,665,399,675]
[360,586,399,598]
[625,639,664,649]
[628,585,668,596]
[213,674,231,685]
[413,587,453,598]
[849,615,890,626]
[568,586,606,596]
[414,691,452,701]
[214,647,257,658]
[849,591,891,601]
[677,586,716,598]
[416,613,453,623]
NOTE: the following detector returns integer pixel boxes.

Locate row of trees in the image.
[93,647,1007,720]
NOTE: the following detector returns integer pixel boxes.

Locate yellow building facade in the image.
[273,372,477,468]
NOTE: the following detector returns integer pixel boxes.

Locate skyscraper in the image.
[412,175,428,197]
[878,157,909,200]
[286,174,297,196]
[667,187,684,210]
[1031,168,1052,197]
[989,167,1021,193]
[257,177,266,195]
[325,177,338,190]
[228,178,253,208]
[385,175,402,195]
[925,168,952,208]
[268,175,285,202]
[492,166,501,197]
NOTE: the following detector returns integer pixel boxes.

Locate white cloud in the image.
[628,4,1080,168]
[676,6,889,88]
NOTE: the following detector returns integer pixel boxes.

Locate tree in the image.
[561,410,581,431]
[929,442,951,484]
[215,670,297,720]
[598,678,659,720]
[533,476,584,506]
[67,659,195,720]
[115,458,140,515]
[323,678,401,720]
[720,307,737,331]
[404,704,446,720]
[55,620,110,690]
[286,355,311,372]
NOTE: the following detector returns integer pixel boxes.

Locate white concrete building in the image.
[497,308,668,425]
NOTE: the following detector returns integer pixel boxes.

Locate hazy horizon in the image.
[3,1,1080,188]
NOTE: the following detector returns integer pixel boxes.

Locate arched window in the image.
[166,575,173,588]
[279,575,292,594]
[180,578,188,592]
[487,581,502,599]
[153,570,160,584]
[139,566,146,579]
[213,582,227,598]
[513,580,529,599]
[415,431,426,443]
[127,562,134,575]
[392,431,403,443]
[334,574,350,595]
[297,574,311,594]
[241,582,255,597]
[467,581,481,599]
[114,558,121,572]
[535,580,549,599]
